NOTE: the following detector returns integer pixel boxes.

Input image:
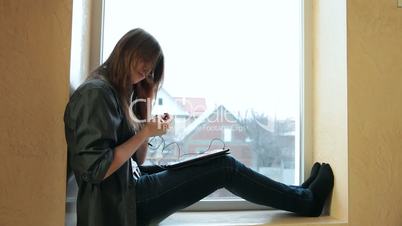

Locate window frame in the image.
[87,0,312,211]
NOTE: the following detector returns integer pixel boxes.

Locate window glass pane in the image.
[224,128,232,142]
[103,0,302,200]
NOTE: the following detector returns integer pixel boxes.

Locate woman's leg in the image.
[135,155,333,225]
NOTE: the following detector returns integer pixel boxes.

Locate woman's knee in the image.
[221,154,236,165]
[219,155,241,174]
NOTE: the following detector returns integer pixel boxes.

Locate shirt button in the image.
[82,174,88,181]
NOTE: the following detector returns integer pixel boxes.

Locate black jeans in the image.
[135,155,314,225]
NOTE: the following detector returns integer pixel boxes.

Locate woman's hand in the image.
[143,114,171,137]
[162,112,172,121]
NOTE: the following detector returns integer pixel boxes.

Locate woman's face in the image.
[131,60,154,85]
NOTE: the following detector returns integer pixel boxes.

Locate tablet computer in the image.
[161,148,230,169]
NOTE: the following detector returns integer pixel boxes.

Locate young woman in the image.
[64,28,334,226]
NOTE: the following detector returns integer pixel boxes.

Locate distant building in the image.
[174,97,207,117]
[148,90,296,185]
[179,109,296,185]
[176,105,254,167]
[152,88,189,136]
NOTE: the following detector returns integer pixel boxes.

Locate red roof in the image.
[174,97,207,117]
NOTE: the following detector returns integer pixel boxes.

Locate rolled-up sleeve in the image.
[65,87,122,184]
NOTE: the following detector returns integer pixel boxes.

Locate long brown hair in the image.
[88,28,164,131]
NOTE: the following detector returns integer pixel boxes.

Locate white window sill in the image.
[160,210,347,226]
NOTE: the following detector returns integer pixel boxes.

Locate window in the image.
[101,0,304,210]
[224,128,232,142]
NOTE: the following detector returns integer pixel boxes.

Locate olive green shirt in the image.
[64,78,138,226]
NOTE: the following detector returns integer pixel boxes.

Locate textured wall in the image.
[0,1,71,226]
[348,0,402,225]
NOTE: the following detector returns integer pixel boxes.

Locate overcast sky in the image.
[101,0,301,119]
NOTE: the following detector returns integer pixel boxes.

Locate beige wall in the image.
[348,0,402,225]
[0,1,71,226]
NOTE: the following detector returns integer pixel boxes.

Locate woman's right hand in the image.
[143,115,170,137]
